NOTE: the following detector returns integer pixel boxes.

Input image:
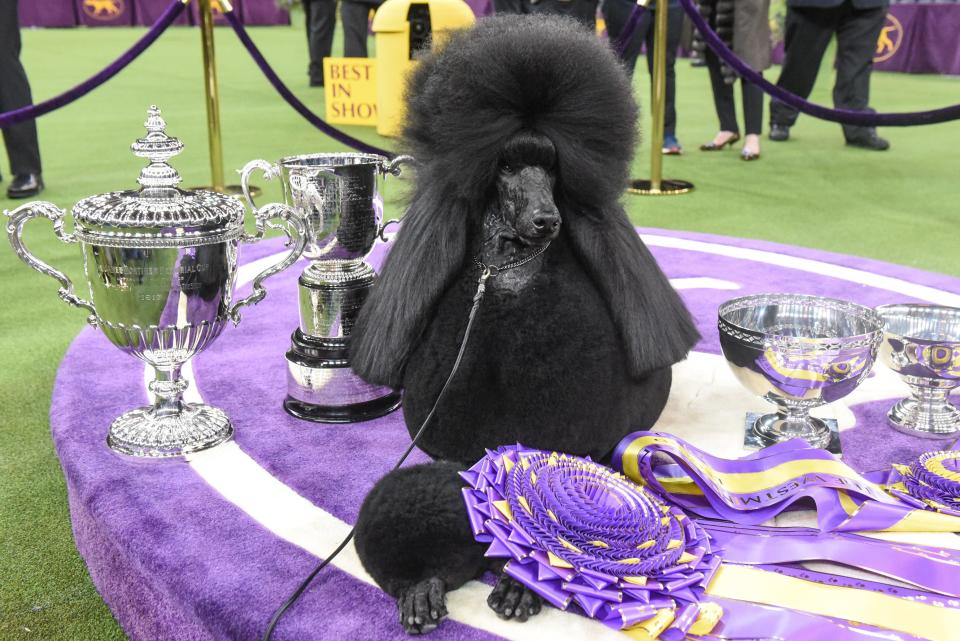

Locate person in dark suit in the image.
[768,0,889,150]
[303,0,336,86]
[341,0,383,57]
[0,0,43,198]
[493,0,599,30]
[603,0,685,154]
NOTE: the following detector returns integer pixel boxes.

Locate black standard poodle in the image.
[350,15,700,634]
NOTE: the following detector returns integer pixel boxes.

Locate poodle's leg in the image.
[487,572,543,621]
[355,461,486,634]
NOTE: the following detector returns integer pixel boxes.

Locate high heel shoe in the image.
[700,133,740,151]
[740,149,760,161]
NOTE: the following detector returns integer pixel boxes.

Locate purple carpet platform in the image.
[51,228,960,641]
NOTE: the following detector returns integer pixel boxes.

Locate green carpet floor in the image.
[1,9,957,640]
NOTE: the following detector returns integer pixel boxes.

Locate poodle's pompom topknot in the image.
[402,15,638,210]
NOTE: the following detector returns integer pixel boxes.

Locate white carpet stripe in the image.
[141,237,960,638]
[642,234,960,307]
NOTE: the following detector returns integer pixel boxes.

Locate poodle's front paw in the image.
[487,573,542,622]
[398,577,448,635]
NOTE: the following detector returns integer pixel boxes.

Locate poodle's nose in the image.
[532,212,561,232]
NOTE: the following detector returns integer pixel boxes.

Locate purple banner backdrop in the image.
[133,0,190,26]
[241,0,291,26]
[48,229,960,641]
[74,0,135,26]
[772,4,960,75]
[18,0,77,27]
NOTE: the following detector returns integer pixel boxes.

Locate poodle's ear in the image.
[566,206,700,378]
[351,189,469,388]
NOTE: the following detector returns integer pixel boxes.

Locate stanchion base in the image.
[190,184,261,199]
[627,179,694,196]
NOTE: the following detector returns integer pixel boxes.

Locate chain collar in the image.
[473,242,550,279]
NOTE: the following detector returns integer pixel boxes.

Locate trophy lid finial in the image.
[131,105,184,191]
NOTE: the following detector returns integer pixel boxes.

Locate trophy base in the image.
[285,330,401,424]
[744,411,841,454]
[284,393,402,424]
[887,396,960,439]
[107,403,234,458]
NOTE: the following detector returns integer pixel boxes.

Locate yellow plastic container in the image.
[372,0,475,137]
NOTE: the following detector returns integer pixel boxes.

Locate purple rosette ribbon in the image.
[887,450,960,515]
[461,445,723,638]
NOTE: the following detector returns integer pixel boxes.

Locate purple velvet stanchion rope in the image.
[224,10,394,158]
[0,0,186,128]
[614,3,647,57]
[677,0,960,127]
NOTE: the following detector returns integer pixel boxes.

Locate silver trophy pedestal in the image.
[108,403,233,458]
[886,379,960,439]
[743,411,841,454]
[282,261,400,423]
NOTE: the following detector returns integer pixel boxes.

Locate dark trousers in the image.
[341,2,373,58]
[769,1,886,140]
[304,0,336,83]
[705,49,763,135]
[603,0,683,137]
[0,0,42,176]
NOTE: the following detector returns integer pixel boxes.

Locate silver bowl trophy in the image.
[4,107,307,458]
[719,293,883,451]
[240,153,410,423]
[876,304,960,439]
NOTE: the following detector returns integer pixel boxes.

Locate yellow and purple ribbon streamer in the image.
[612,432,960,533]
[462,444,960,640]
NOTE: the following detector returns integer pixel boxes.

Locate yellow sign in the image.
[323,58,378,127]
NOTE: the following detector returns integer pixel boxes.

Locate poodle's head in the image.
[401,14,638,219]
[489,131,561,250]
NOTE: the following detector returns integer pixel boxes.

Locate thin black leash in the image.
[262,243,550,641]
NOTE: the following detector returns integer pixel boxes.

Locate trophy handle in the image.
[377,155,415,241]
[239,159,280,213]
[227,203,307,325]
[5,201,98,326]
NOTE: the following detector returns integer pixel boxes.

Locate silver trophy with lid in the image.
[5,107,307,458]
[240,153,410,423]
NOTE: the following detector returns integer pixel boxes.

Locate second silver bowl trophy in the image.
[5,107,307,457]
[876,304,960,438]
[241,153,411,423]
[719,293,884,450]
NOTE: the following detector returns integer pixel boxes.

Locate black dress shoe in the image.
[768,124,790,142]
[846,132,890,151]
[7,174,43,199]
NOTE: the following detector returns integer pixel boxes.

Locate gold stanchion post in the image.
[629,0,693,196]
[195,0,253,196]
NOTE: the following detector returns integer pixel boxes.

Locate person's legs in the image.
[834,3,886,143]
[704,48,739,136]
[304,0,336,85]
[769,5,836,130]
[0,0,42,179]
[604,0,645,77]
[742,76,763,136]
[342,1,372,58]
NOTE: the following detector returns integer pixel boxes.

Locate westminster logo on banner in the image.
[875,13,903,63]
[83,0,125,19]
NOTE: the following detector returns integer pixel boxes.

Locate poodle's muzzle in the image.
[497,165,561,246]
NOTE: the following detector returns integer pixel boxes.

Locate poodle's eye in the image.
[500,163,514,175]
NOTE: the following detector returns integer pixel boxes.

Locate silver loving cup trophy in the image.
[5,107,307,458]
[719,294,883,450]
[240,152,411,423]
[875,304,960,438]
